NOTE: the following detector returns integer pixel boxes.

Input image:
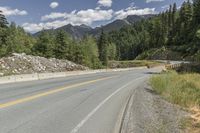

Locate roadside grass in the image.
[150,71,200,132]
[108,60,162,68]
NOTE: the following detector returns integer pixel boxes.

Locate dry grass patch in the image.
[191,107,200,123]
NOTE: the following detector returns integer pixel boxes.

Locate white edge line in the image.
[70,76,147,133]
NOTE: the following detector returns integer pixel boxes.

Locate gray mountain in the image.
[34,14,155,39]
[57,24,93,40]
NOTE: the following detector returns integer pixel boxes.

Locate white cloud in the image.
[161,5,169,9]
[115,7,156,19]
[98,0,112,7]
[41,9,113,23]
[0,6,28,16]
[22,20,70,32]
[22,23,45,33]
[146,0,164,3]
[41,12,67,21]
[24,9,113,33]
[95,7,101,10]
[50,2,59,9]
[74,9,113,23]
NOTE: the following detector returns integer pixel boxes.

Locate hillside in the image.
[0,53,87,77]
[136,48,184,60]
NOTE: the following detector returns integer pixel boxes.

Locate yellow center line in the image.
[0,76,113,109]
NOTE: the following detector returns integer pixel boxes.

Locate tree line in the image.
[107,0,200,61]
[0,0,200,69]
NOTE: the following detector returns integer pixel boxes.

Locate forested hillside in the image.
[0,0,200,69]
[108,0,200,61]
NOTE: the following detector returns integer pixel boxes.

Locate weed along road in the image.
[0,67,162,133]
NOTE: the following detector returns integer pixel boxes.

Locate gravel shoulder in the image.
[120,80,189,133]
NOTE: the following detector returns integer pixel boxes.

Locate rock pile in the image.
[0,53,88,76]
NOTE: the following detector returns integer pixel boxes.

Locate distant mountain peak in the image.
[34,14,155,39]
[79,24,92,29]
[65,24,73,27]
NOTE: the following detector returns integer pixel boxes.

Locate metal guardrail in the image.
[165,63,182,69]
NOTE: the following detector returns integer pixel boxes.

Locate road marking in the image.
[0,77,113,109]
[70,76,147,133]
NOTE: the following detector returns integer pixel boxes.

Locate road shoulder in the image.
[120,81,188,133]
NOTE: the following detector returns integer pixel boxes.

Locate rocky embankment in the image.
[0,53,88,77]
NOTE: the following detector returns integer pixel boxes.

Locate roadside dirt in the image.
[120,81,189,133]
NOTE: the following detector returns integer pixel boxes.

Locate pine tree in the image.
[193,0,200,25]
[172,3,177,29]
[98,30,109,66]
[160,12,168,43]
[0,11,8,28]
[168,3,177,45]
[54,30,71,59]
[180,1,192,25]
[168,5,172,28]
[178,1,193,44]
[167,5,174,45]
[0,10,8,57]
[32,31,54,57]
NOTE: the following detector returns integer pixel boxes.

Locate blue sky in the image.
[0,0,185,33]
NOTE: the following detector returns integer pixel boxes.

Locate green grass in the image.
[108,60,162,69]
[150,71,200,108]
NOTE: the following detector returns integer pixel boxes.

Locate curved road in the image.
[0,67,162,133]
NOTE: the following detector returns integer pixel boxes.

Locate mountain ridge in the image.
[34,14,155,39]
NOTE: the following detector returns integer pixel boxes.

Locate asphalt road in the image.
[0,67,162,133]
